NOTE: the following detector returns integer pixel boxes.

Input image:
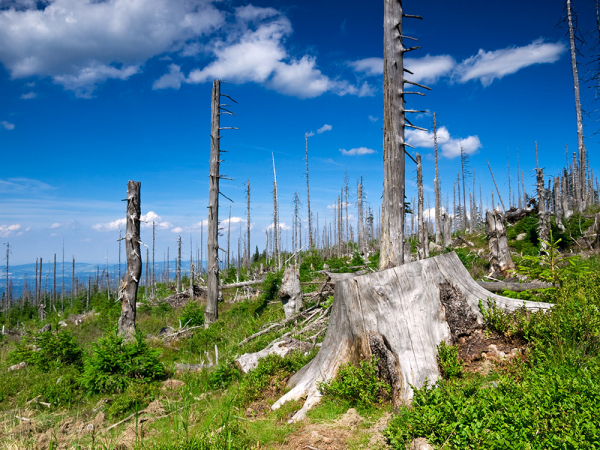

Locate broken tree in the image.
[117,180,142,339]
[486,208,515,278]
[271,252,552,421]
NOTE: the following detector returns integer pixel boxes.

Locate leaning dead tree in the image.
[117,181,142,339]
[206,79,237,326]
[380,0,429,269]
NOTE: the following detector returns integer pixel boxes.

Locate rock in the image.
[516,233,527,241]
[175,362,207,372]
[235,337,312,374]
[410,437,434,450]
[58,320,68,327]
[484,344,506,360]
[429,241,443,253]
[39,324,51,333]
[161,379,185,391]
[336,408,363,430]
[278,266,302,318]
[8,361,27,371]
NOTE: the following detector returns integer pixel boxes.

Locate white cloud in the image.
[152,64,185,90]
[265,222,291,231]
[327,201,353,209]
[368,115,379,122]
[339,147,376,156]
[455,39,566,86]
[169,9,372,99]
[406,126,481,159]
[348,57,382,76]
[317,124,332,134]
[50,223,61,229]
[405,54,456,84]
[20,91,36,99]
[0,224,22,237]
[0,0,224,96]
[171,227,183,233]
[1,120,15,130]
[93,211,171,232]
[305,131,315,137]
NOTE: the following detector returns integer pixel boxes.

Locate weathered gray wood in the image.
[220,279,263,289]
[357,176,365,254]
[271,252,551,422]
[486,209,515,278]
[305,133,313,248]
[486,160,506,212]
[235,337,312,374]
[205,79,221,326]
[566,0,586,208]
[380,0,407,269]
[433,113,442,246]
[246,179,251,272]
[279,266,302,318]
[118,180,142,339]
[477,281,553,292]
[417,153,428,259]
[272,154,281,270]
[536,168,550,248]
[442,212,452,247]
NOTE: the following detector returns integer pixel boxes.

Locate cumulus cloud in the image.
[454,39,566,86]
[368,115,378,122]
[93,211,171,232]
[50,223,61,229]
[317,124,332,134]
[167,8,373,98]
[339,147,376,156]
[327,202,353,209]
[1,120,15,130]
[405,54,456,83]
[406,126,482,159]
[0,0,224,97]
[265,222,291,231]
[0,224,22,237]
[20,91,36,99]
[152,64,185,90]
[348,57,382,76]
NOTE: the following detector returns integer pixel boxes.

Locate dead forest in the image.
[1,0,600,449]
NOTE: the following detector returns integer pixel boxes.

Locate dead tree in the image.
[433,113,443,245]
[460,146,469,231]
[417,154,428,259]
[487,159,506,212]
[536,168,550,249]
[486,209,515,278]
[176,235,181,293]
[272,154,281,270]
[305,133,313,248]
[246,180,251,272]
[152,222,155,297]
[566,0,586,208]
[117,180,142,339]
[357,176,365,254]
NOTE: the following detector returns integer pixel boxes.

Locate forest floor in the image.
[1,209,600,449]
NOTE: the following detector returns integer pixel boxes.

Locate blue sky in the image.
[0,0,598,268]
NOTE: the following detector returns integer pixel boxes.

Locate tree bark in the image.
[486,209,515,278]
[205,79,221,326]
[433,113,442,246]
[417,154,428,259]
[279,266,302,318]
[118,180,142,339]
[380,0,407,270]
[271,252,552,422]
[306,133,313,248]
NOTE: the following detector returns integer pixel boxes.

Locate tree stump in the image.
[271,252,551,422]
[486,209,515,278]
[279,266,302,318]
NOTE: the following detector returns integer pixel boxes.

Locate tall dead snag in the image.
[442,212,452,247]
[486,209,515,279]
[417,154,428,259]
[305,133,313,248]
[206,79,221,326]
[246,180,251,272]
[357,176,365,254]
[272,252,552,421]
[433,113,442,246]
[272,154,281,270]
[536,168,550,249]
[176,235,182,293]
[566,0,586,208]
[118,180,142,339]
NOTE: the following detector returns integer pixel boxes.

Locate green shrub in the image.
[350,251,365,267]
[261,271,283,302]
[317,356,390,407]
[31,366,83,407]
[240,351,316,404]
[8,329,83,371]
[179,301,205,327]
[81,329,166,394]
[437,342,463,379]
[368,251,380,270]
[479,299,530,338]
[208,361,239,389]
[299,252,325,282]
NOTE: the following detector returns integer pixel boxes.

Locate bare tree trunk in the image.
[206,79,221,326]
[380,0,408,270]
[227,206,231,269]
[305,133,313,248]
[344,171,349,254]
[486,160,506,212]
[152,222,155,297]
[357,177,365,254]
[246,180,251,273]
[433,113,442,245]
[176,236,181,293]
[442,212,452,246]
[118,180,142,339]
[536,169,550,249]
[417,154,428,259]
[272,154,281,270]
[566,0,586,209]
[486,209,515,278]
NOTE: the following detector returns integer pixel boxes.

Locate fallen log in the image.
[235,337,313,374]
[220,279,264,289]
[271,252,552,422]
[476,281,553,292]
